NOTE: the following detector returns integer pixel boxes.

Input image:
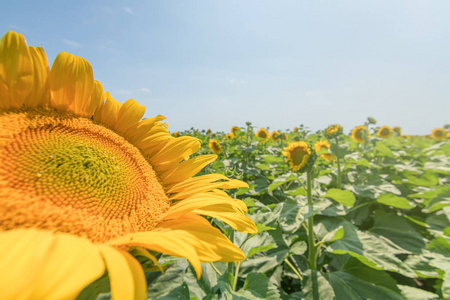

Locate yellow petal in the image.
[93,91,121,127]
[115,98,146,135]
[150,136,201,167]
[127,114,166,144]
[0,229,105,300]
[99,245,146,300]
[132,247,164,273]
[25,46,50,107]
[160,154,217,187]
[49,52,95,116]
[0,31,33,109]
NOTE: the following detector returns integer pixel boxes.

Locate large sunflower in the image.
[282,141,315,173]
[377,125,392,139]
[0,31,257,299]
[351,125,369,144]
[430,128,445,141]
[208,139,222,154]
[255,127,270,143]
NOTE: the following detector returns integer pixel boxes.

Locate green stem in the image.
[210,262,223,276]
[284,258,303,281]
[337,157,342,189]
[228,231,235,274]
[307,171,317,270]
[232,261,241,291]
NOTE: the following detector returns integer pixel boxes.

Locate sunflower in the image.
[231,126,240,137]
[320,153,336,162]
[351,125,369,144]
[393,126,401,135]
[255,127,270,143]
[377,126,392,139]
[209,139,222,154]
[447,132,450,139]
[206,129,211,135]
[282,133,288,140]
[271,130,281,142]
[430,128,445,141]
[0,31,257,299]
[293,126,298,133]
[368,117,376,124]
[314,140,330,152]
[282,142,316,173]
[172,131,179,137]
[325,124,342,138]
[226,133,233,140]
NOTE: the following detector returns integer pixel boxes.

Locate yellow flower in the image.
[325,124,342,138]
[255,127,270,143]
[172,131,179,137]
[211,132,216,138]
[393,126,401,135]
[206,129,211,135]
[0,31,257,299]
[271,130,281,142]
[377,126,392,139]
[226,133,233,140]
[282,141,315,172]
[320,153,336,162]
[351,125,369,144]
[209,139,222,154]
[282,133,288,140]
[293,126,298,133]
[315,140,331,152]
[447,132,450,139]
[431,128,445,141]
[231,126,240,137]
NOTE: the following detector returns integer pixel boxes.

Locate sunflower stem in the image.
[284,257,303,281]
[228,230,235,274]
[232,261,241,291]
[336,157,342,189]
[306,170,317,270]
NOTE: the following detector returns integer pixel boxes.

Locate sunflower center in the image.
[381,128,390,136]
[0,109,170,243]
[292,147,306,166]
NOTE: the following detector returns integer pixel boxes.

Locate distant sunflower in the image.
[293,126,298,133]
[282,133,288,140]
[351,125,369,144]
[211,132,216,138]
[0,31,256,299]
[209,139,222,154]
[325,124,342,138]
[368,117,376,124]
[256,128,270,143]
[314,140,331,152]
[172,131,179,137]
[377,126,392,139]
[320,153,336,162]
[447,132,450,139]
[206,129,211,135]
[431,128,445,141]
[231,126,240,137]
[271,130,281,142]
[226,133,234,140]
[393,126,401,135]
[282,142,315,173]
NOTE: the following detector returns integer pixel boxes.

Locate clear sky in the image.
[1,1,449,135]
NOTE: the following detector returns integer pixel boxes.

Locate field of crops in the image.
[94,121,449,300]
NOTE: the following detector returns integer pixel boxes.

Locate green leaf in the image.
[398,285,439,300]
[302,270,336,300]
[405,171,439,187]
[154,283,190,300]
[376,193,414,209]
[240,272,281,299]
[374,143,394,157]
[247,244,275,259]
[287,187,307,196]
[369,210,425,253]
[272,198,305,232]
[324,189,356,207]
[290,241,307,255]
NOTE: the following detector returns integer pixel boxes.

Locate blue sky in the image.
[1,1,449,134]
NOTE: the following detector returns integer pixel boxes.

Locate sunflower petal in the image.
[99,245,146,300]
[0,229,105,300]
[26,46,50,107]
[93,92,121,127]
[49,52,94,116]
[0,31,33,109]
[150,136,201,167]
[115,98,146,135]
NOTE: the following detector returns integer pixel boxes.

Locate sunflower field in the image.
[136,122,450,300]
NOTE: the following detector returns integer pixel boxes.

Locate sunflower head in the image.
[447,132,450,139]
[172,131,180,137]
[377,126,392,139]
[392,126,401,135]
[431,128,446,141]
[256,127,270,143]
[368,117,377,124]
[293,126,299,133]
[320,153,336,162]
[206,129,211,135]
[351,125,369,143]
[315,140,331,152]
[209,139,222,154]
[325,124,342,138]
[271,130,281,142]
[231,126,240,137]
[226,133,234,140]
[0,31,257,298]
[282,141,316,173]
